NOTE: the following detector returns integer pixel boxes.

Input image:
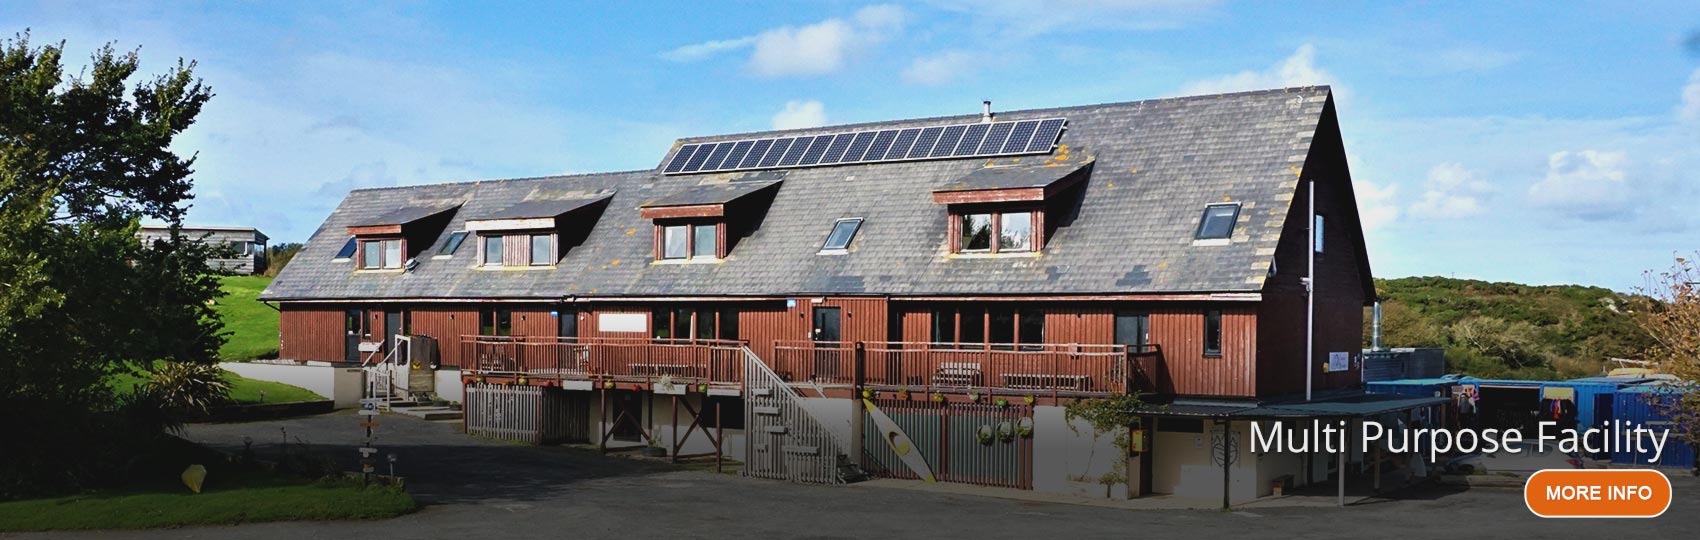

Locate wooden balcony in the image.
[461,336,745,387]
[771,341,1166,398]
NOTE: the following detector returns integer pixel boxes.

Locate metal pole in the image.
[715,402,724,474]
[1220,419,1231,510]
[1338,418,1348,507]
[1306,179,1316,402]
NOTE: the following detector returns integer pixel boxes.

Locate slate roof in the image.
[475,196,610,220]
[263,87,1343,301]
[933,157,1092,193]
[355,204,460,228]
[640,177,782,208]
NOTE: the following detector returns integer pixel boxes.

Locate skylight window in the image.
[1195,204,1240,240]
[820,218,863,252]
[334,237,357,260]
[439,231,468,256]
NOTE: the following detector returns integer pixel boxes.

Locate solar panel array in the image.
[663,118,1067,175]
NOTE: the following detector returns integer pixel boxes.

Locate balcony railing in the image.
[462,336,745,385]
[772,340,1164,397]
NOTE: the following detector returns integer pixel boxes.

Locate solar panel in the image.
[778,136,814,166]
[700,142,736,170]
[759,138,794,167]
[681,142,716,172]
[1025,118,1066,153]
[977,123,1015,155]
[718,141,755,171]
[740,139,774,169]
[954,123,990,156]
[660,118,1067,174]
[885,129,921,161]
[1000,120,1040,154]
[798,135,834,165]
[842,132,877,162]
[931,125,967,158]
[864,130,899,161]
[664,145,699,173]
[907,126,945,159]
[820,133,856,164]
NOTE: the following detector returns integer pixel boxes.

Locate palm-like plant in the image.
[144,361,233,412]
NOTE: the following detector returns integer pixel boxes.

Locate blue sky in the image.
[8,1,1699,291]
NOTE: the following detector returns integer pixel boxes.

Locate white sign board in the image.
[1327,352,1350,373]
[654,381,687,395]
[598,313,647,333]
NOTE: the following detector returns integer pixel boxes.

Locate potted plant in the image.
[642,438,668,457]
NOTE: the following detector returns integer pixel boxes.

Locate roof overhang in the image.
[931,157,1092,205]
[640,179,781,220]
[464,194,613,232]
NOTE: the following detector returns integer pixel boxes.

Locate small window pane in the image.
[530,234,551,265]
[822,219,862,251]
[961,214,992,251]
[484,236,503,266]
[383,240,402,268]
[695,309,717,340]
[1204,309,1223,356]
[480,309,496,335]
[989,307,1015,347]
[663,226,689,259]
[361,240,380,268]
[651,308,671,339]
[335,237,358,259]
[1196,204,1239,240]
[959,306,985,344]
[930,308,956,346]
[672,307,691,340]
[496,309,512,336]
[718,308,739,340]
[1018,308,1044,345]
[1000,212,1033,252]
[693,224,718,258]
[440,232,468,255]
[1314,215,1325,254]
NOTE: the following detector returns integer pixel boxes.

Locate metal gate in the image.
[465,383,589,444]
[862,399,1033,490]
[743,347,849,484]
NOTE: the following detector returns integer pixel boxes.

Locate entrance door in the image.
[812,307,842,380]
[384,310,404,363]
[345,309,364,363]
[558,307,578,338]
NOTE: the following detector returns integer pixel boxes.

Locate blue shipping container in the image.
[1611,387,1697,470]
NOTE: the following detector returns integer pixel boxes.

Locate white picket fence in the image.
[464,383,588,444]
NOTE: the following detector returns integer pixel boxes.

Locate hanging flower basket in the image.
[997,421,1015,443]
[1015,417,1035,438]
[517,376,528,385]
[976,424,995,445]
[931,393,944,403]
[995,398,1010,408]
[1023,395,1036,405]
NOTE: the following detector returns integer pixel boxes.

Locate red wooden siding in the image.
[410,305,480,368]
[279,305,343,362]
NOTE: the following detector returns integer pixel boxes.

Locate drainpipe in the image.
[1305,179,1316,402]
[1371,301,1382,351]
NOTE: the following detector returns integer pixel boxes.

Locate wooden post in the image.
[670,394,680,463]
[598,384,607,453]
[1220,419,1232,510]
[715,402,724,474]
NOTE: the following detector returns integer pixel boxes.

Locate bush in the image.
[144,362,233,412]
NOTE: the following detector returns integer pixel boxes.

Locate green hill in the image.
[214,275,279,361]
[1367,276,1651,380]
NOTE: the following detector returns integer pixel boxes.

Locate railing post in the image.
[851,342,867,469]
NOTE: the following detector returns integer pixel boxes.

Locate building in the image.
[262,87,1421,503]
[139,225,269,275]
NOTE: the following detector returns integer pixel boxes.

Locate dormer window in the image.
[464,193,612,270]
[956,210,1035,254]
[640,178,781,262]
[360,238,403,269]
[482,236,504,267]
[1194,203,1240,242]
[659,222,719,260]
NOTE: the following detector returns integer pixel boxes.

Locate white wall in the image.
[586,390,745,460]
[798,396,854,448]
[1032,406,1128,498]
[435,369,465,403]
[1152,420,1261,503]
[221,362,362,408]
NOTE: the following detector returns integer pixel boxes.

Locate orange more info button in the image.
[1524,469,1672,518]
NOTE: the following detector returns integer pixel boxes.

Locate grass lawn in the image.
[0,470,414,531]
[110,369,324,405]
[216,275,279,361]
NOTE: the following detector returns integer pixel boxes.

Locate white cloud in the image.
[1680,67,1700,123]
[1527,150,1631,220]
[928,0,1219,36]
[902,51,976,86]
[737,4,907,78]
[771,100,827,130]
[1408,163,1493,219]
[659,36,756,62]
[1179,44,1330,96]
[1354,179,1400,232]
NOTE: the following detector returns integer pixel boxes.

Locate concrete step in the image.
[391,406,463,421]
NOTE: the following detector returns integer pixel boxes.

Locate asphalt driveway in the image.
[6,411,1696,539]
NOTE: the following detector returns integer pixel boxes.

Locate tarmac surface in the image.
[6,411,1697,539]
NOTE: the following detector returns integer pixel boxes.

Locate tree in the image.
[0,32,220,497]
[265,242,303,277]
[1632,254,1700,449]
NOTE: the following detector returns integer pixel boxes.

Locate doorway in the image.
[345,309,365,363]
[384,309,404,363]
[558,307,578,338]
[1114,310,1149,349]
[812,306,842,380]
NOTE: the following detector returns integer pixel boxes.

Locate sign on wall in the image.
[1327,352,1350,373]
[597,313,647,333]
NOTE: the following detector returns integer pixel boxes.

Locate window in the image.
[955,211,1037,254]
[1195,204,1240,240]
[1018,307,1044,346]
[483,235,504,266]
[1203,308,1223,357]
[1313,214,1325,254]
[659,223,719,261]
[479,308,512,336]
[439,231,468,256]
[662,225,689,260]
[360,239,402,269]
[650,307,673,339]
[692,224,718,258]
[930,305,1045,348]
[334,237,358,260]
[530,234,553,266]
[960,214,993,251]
[930,308,956,345]
[821,218,863,252]
[650,306,737,341]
